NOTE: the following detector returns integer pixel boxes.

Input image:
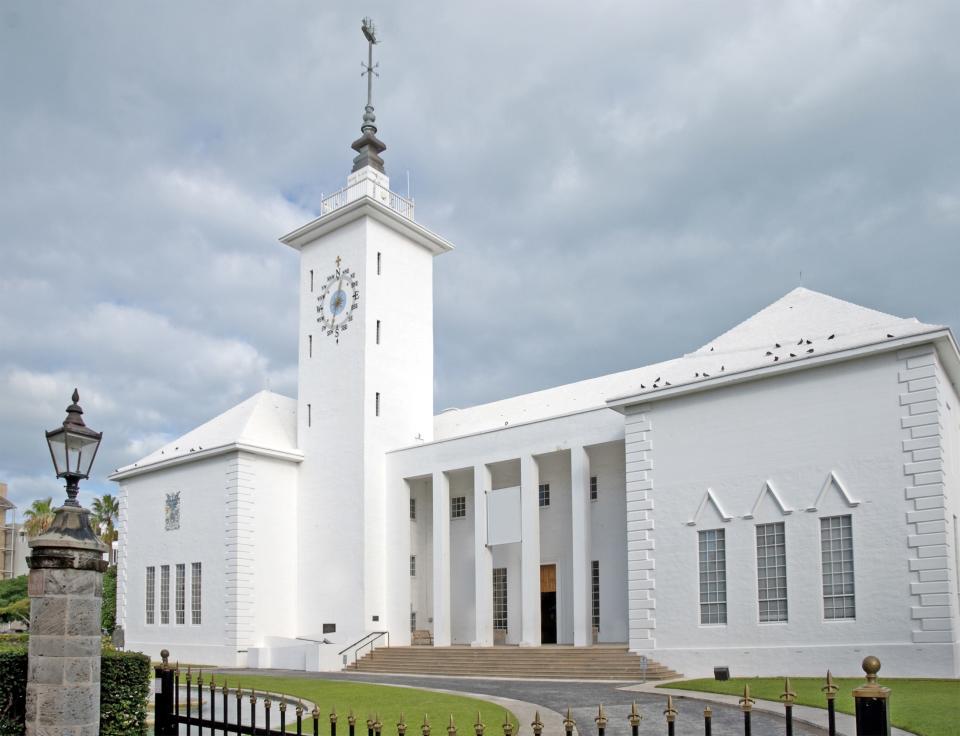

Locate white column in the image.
[520,454,541,646]
[472,464,494,647]
[432,470,451,646]
[570,446,593,646]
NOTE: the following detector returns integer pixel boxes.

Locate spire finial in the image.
[351,17,387,173]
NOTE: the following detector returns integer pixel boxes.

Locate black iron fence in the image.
[154,651,892,736]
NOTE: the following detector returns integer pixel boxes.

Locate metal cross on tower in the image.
[360,17,379,135]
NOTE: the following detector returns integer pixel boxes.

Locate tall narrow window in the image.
[451,496,466,519]
[191,562,202,625]
[410,611,416,632]
[376,320,381,344]
[175,563,186,625]
[307,403,312,427]
[375,392,380,416]
[820,515,855,619]
[409,555,416,576]
[377,252,382,275]
[493,567,508,630]
[410,498,416,520]
[310,269,314,291]
[590,476,598,501]
[160,565,170,625]
[698,529,727,624]
[538,483,551,507]
[756,522,788,622]
[145,567,155,625]
[309,335,313,357]
[591,560,600,630]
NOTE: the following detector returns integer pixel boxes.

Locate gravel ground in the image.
[215,669,827,736]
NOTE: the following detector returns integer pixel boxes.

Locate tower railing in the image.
[321,179,415,220]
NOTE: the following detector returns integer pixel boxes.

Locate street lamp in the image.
[45,389,102,507]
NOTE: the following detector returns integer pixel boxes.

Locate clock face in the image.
[316,256,359,343]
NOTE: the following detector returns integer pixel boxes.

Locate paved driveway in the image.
[219,669,826,736]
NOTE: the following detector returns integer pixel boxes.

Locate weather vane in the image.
[360,17,379,135]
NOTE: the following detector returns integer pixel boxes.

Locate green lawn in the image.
[214,675,519,735]
[660,677,960,736]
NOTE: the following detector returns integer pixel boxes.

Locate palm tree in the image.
[91,494,120,545]
[23,497,55,538]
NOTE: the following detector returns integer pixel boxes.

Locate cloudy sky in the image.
[1,1,958,512]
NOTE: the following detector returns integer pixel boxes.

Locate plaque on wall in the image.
[164,492,181,531]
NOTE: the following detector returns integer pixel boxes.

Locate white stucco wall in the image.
[626,347,959,677]
[117,450,298,666]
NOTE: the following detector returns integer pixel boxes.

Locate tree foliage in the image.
[101,565,117,634]
[91,494,120,545]
[22,498,54,538]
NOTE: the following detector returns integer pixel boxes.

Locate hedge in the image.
[0,641,151,736]
[101,565,117,634]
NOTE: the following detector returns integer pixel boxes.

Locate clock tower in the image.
[279,18,453,643]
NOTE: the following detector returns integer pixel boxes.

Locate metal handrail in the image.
[337,630,388,657]
[337,630,390,667]
[320,179,415,220]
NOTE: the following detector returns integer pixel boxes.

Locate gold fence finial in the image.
[628,702,643,727]
[313,705,321,720]
[331,707,339,724]
[563,706,575,732]
[209,673,215,688]
[349,710,357,726]
[197,669,203,686]
[421,713,431,736]
[160,649,170,669]
[780,677,797,705]
[222,679,228,695]
[822,670,838,700]
[447,714,457,736]
[531,709,544,736]
[739,684,755,712]
[663,695,678,722]
[398,712,408,736]
[281,700,288,714]
[186,665,192,682]
[375,713,383,734]
[250,689,257,705]
[703,705,712,718]
[502,710,513,736]
[474,711,485,736]
[595,704,608,729]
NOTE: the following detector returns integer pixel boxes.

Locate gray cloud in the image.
[1,1,958,511]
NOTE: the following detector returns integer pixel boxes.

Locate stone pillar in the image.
[520,454,541,646]
[570,445,593,646]
[472,463,493,647]
[25,505,108,736]
[431,470,451,646]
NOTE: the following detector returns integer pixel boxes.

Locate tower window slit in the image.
[310,269,314,291]
[307,403,312,427]
[309,334,313,357]
[377,252,382,275]
[375,392,380,416]
[376,320,381,344]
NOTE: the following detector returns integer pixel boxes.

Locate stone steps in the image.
[346,646,680,680]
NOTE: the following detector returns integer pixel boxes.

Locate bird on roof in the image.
[721,366,725,371]
[640,384,646,389]
[665,381,671,386]
[797,338,804,345]
[765,351,773,356]
[807,348,814,353]
[775,343,781,348]
[703,372,710,377]
[828,334,835,339]
[887,333,894,338]
[774,356,780,362]
[790,353,797,358]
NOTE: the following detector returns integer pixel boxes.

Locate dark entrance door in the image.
[540,564,557,644]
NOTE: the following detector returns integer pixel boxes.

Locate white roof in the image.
[114,390,298,476]
[433,288,942,440]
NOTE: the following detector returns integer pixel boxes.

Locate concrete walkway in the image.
[624,680,916,736]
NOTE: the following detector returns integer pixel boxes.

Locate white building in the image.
[111,78,960,678]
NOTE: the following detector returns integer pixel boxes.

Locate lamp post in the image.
[25,388,108,736]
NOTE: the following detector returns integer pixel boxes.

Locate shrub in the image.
[0,645,27,736]
[0,576,26,608]
[100,650,152,735]
[0,645,151,736]
[101,565,117,634]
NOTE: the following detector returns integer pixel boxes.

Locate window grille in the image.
[191,562,202,625]
[493,567,508,630]
[590,476,598,501]
[698,529,727,624]
[538,483,550,507]
[409,497,416,520]
[160,565,170,625]
[756,522,788,622]
[146,567,155,625]
[451,496,466,519]
[591,560,600,630]
[175,564,185,625]
[821,515,855,619]
[410,555,416,577]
